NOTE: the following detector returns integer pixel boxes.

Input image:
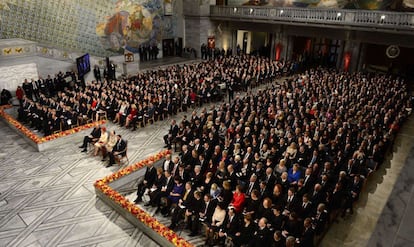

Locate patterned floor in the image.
[0,56,208,246]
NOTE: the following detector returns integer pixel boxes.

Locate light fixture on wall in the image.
[250,8,254,14]
[380,15,386,20]
[280,10,284,15]
[337,12,341,17]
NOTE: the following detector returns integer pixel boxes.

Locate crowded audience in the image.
[136,68,411,246]
[16,54,290,136]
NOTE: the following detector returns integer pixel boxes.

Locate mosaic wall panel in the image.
[0,0,177,56]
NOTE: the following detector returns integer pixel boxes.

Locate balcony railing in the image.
[210,6,414,31]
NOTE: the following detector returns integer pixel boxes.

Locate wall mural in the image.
[0,0,175,57]
[227,0,413,11]
[96,0,174,54]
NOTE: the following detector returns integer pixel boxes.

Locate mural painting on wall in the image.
[227,0,413,10]
[96,0,174,54]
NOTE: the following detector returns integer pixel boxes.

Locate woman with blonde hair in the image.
[275,159,287,176]
[113,100,127,124]
[94,126,108,156]
[124,104,137,128]
[102,130,116,161]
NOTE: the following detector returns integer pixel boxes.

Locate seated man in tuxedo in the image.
[169,182,195,230]
[107,134,127,167]
[150,170,175,208]
[79,126,101,152]
[185,190,203,236]
[218,206,242,244]
[189,193,216,236]
[164,119,179,149]
[134,161,157,203]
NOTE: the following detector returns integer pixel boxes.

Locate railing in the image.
[210,6,414,31]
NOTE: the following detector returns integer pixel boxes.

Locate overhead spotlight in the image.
[337,12,341,17]
[380,15,386,20]
[250,8,254,14]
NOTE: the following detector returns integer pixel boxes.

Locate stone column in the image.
[340,40,361,72]
[183,0,214,58]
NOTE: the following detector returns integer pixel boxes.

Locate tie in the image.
[204,202,209,214]
[183,190,189,201]
[288,196,292,202]
[248,183,253,194]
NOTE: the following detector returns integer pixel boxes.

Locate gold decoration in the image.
[15,47,23,53]
[3,48,12,55]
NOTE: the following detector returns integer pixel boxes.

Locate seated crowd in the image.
[16,54,289,136]
[78,125,128,167]
[134,68,411,247]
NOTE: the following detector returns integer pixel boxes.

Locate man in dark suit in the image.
[93,65,101,82]
[302,167,316,194]
[153,170,175,211]
[297,194,313,220]
[263,167,276,190]
[199,194,217,224]
[169,182,195,229]
[79,126,101,152]
[135,161,157,203]
[162,154,174,173]
[164,119,179,149]
[186,191,204,236]
[342,174,363,216]
[107,135,127,167]
[250,217,272,247]
[218,206,242,242]
[284,187,300,215]
[299,218,315,247]
[309,183,326,210]
[246,174,260,197]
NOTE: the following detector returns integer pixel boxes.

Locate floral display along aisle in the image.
[0,105,105,144]
[94,150,193,247]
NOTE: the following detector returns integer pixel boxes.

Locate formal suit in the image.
[297,201,313,220]
[153,175,175,206]
[162,159,174,173]
[136,166,157,201]
[148,174,166,206]
[164,123,179,148]
[170,189,195,228]
[250,226,272,247]
[299,226,315,247]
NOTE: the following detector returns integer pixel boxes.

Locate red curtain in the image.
[344,52,351,71]
[275,43,282,61]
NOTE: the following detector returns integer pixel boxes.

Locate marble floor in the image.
[1,58,414,247]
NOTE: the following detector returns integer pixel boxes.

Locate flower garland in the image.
[94,150,193,247]
[0,105,105,144]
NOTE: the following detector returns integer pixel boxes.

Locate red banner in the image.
[344,52,351,71]
[275,43,282,61]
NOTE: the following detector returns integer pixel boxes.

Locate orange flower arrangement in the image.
[94,150,193,247]
[0,105,105,144]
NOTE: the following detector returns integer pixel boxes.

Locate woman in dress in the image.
[94,127,108,156]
